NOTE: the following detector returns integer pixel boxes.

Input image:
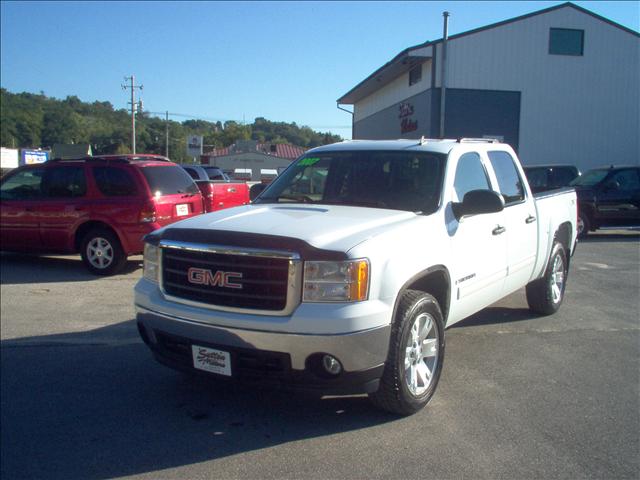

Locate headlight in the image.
[143,243,159,283]
[303,259,369,302]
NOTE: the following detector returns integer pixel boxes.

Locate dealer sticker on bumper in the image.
[192,345,231,376]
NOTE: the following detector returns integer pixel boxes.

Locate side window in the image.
[94,167,138,196]
[183,167,199,180]
[609,169,640,191]
[525,168,548,189]
[0,168,45,200]
[453,152,490,201]
[488,151,525,205]
[550,168,577,187]
[41,166,87,198]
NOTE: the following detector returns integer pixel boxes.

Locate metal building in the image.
[337,2,639,171]
[201,140,306,182]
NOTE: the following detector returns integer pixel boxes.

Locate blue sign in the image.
[21,149,49,165]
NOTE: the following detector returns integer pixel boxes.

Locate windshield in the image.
[141,165,199,195]
[570,168,609,187]
[254,150,446,214]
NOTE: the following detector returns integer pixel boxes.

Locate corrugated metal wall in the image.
[355,6,639,171]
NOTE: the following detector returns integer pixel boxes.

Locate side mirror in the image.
[249,183,267,201]
[603,180,620,192]
[452,189,504,220]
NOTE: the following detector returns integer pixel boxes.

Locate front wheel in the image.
[369,290,445,415]
[80,228,127,275]
[526,241,568,315]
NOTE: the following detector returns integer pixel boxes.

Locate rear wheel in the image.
[577,211,590,238]
[80,228,126,275]
[526,241,568,315]
[369,290,445,415]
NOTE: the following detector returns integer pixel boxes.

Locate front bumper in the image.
[136,307,390,395]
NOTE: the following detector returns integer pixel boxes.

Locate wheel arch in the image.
[392,265,451,326]
[74,221,123,252]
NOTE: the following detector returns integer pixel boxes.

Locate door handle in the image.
[492,225,506,235]
[525,215,537,224]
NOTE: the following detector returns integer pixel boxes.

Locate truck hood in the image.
[163,204,420,253]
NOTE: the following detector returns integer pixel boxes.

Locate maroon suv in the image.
[0,154,205,275]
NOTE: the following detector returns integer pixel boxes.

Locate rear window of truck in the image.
[140,165,199,196]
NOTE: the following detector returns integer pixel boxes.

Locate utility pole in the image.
[165,111,169,157]
[122,75,143,154]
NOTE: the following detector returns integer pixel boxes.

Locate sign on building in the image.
[1,147,19,169]
[186,135,203,157]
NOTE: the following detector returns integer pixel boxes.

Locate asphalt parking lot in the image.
[1,231,638,480]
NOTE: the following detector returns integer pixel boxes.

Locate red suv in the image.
[0,154,205,275]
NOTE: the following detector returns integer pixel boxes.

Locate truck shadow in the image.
[1,321,396,479]
[451,306,539,328]
[0,252,142,284]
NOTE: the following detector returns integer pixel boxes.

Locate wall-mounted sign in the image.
[399,102,418,134]
[398,102,415,118]
[186,135,203,157]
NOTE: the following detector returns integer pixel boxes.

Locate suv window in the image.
[140,165,199,195]
[453,152,490,201]
[609,169,640,191]
[183,167,200,180]
[41,166,87,198]
[0,168,45,200]
[488,151,525,205]
[93,167,139,197]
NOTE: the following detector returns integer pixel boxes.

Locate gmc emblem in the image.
[187,267,243,289]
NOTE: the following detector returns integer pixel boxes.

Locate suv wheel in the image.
[81,228,126,275]
[369,290,445,415]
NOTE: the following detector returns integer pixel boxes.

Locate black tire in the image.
[577,211,590,239]
[526,241,568,315]
[369,290,445,416]
[80,228,127,276]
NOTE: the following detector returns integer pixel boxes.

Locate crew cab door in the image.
[595,168,640,227]
[486,150,537,295]
[0,166,45,250]
[448,152,508,320]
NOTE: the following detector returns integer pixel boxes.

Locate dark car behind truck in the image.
[570,165,640,237]
[523,164,580,194]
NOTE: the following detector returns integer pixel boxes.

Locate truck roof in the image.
[307,138,503,155]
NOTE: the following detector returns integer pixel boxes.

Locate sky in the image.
[1,1,638,141]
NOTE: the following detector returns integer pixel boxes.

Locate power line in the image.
[144,110,350,129]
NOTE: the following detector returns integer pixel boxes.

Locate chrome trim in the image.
[159,240,301,260]
[158,240,302,316]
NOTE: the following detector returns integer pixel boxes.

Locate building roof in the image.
[203,142,306,159]
[337,2,640,105]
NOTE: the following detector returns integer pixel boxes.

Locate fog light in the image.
[322,355,342,375]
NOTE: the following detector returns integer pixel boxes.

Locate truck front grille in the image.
[160,241,300,313]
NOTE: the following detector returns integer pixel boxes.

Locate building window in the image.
[409,65,422,86]
[549,28,584,56]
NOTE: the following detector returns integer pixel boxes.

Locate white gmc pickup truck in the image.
[135,139,577,415]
